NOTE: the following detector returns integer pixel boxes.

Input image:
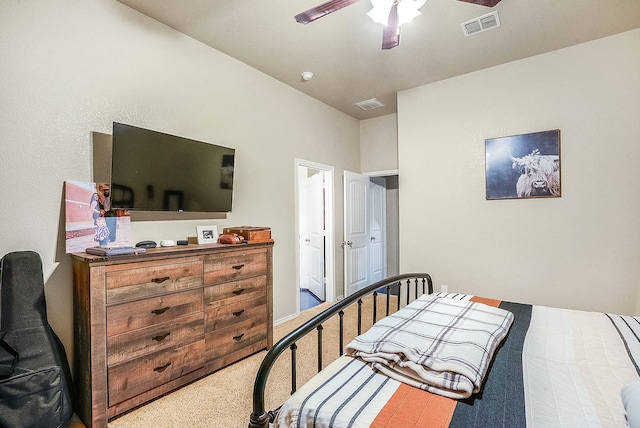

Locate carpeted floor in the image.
[106,294,396,428]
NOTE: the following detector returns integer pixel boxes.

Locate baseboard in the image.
[274,312,299,327]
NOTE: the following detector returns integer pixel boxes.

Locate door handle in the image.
[370,236,375,241]
[341,241,353,248]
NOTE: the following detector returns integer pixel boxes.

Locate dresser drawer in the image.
[108,339,205,406]
[204,248,266,284]
[204,275,267,307]
[107,288,203,337]
[106,260,203,304]
[205,316,267,361]
[205,297,266,333]
[107,312,204,366]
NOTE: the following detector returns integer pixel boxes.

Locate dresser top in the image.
[71,241,274,265]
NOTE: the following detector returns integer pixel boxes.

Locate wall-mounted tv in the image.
[110,122,234,212]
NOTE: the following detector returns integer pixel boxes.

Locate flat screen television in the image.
[110,122,235,212]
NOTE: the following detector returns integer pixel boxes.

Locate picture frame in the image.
[196,225,219,244]
[485,129,561,200]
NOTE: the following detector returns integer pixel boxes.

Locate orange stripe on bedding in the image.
[470,296,502,307]
[370,384,456,428]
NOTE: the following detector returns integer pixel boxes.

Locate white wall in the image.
[360,113,398,173]
[398,29,640,316]
[0,0,360,367]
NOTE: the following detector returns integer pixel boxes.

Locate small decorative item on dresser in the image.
[196,225,219,244]
[218,233,245,245]
[222,226,272,243]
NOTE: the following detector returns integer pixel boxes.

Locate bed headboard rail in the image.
[248,273,432,428]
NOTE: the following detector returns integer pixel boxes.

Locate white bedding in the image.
[523,306,640,427]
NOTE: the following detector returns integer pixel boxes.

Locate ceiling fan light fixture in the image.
[397,0,427,25]
[368,0,426,26]
[368,0,392,25]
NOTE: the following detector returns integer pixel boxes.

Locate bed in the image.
[248,274,640,428]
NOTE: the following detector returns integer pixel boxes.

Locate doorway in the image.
[295,159,335,312]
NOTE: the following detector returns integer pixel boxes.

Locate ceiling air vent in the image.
[355,98,385,111]
[462,11,500,37]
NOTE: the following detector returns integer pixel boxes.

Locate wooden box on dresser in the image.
[71,241,274,428]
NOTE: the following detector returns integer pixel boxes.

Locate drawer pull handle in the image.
[232,309,245,317]
[232,289,245,296]
[233,333,245,341]
[151,306,171,315]
[152,332,170,342]
[232,264,245,270]
[151,276,170,284]
[153,362,172,373]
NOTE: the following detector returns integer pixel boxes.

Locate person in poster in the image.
[96,183,117,243]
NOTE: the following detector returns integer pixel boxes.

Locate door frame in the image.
[368,176,387,284]
[294,158,336,313]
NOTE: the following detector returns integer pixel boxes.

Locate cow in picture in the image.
[511,149,560,197]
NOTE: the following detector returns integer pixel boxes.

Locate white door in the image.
[344,171,387,297]
[298,173,311,293]
[369,177,387,283]
[344,171,371,297]
[306,172,325,300]
[295,159,335,311]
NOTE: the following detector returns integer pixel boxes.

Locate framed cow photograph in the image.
[485,129,561,200]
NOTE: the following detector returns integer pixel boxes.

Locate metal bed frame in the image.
[248,273,433,428]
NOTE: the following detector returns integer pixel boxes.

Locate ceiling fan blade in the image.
[295,0,362,24]
[381,3,400,50]
[458,0,502,7]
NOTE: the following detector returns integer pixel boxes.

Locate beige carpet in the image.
[107,294,398,428]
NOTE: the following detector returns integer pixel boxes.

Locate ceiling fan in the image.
[295,0,502,50]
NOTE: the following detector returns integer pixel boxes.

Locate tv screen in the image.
[110,122,234,212]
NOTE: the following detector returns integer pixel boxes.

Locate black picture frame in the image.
[485,129,561,200]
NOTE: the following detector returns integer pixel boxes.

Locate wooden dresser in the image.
[71,242,273,428]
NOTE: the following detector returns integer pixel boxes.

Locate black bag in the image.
[0,251,73,428]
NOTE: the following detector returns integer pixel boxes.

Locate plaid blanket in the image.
[345,294,514,399]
